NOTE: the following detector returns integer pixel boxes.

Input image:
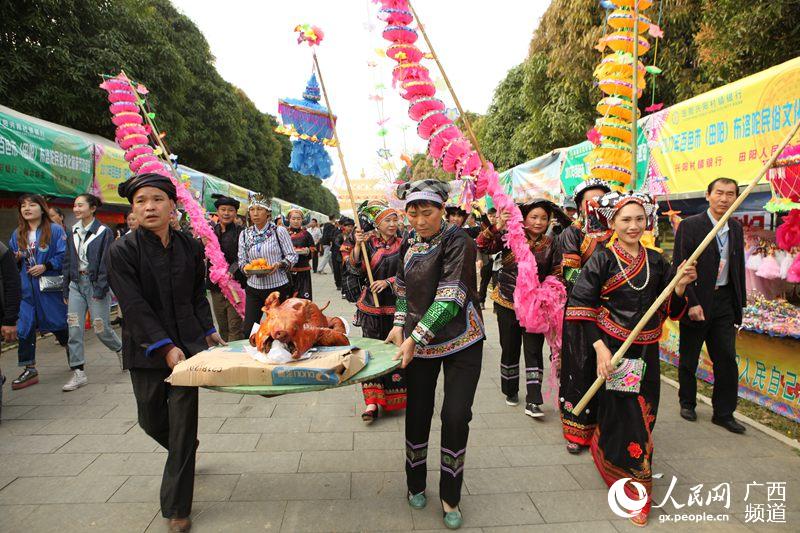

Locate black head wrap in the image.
[518,198,572,228]
[445,205,468,218]
[572,178,611,207]
[118,173,177,203]
[212,194,240,210]
[396,179,450,205]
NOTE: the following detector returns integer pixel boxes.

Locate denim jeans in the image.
[67,273,122,368]
[18,328,68,366]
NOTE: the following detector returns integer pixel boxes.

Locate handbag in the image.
[606,357,647,395]
[39,274,65,293]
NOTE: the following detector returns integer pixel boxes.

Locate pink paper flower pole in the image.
[100,73,246,316]
[374,1,568,406]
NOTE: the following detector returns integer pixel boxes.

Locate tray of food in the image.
[243,258,275,275]
[167,292,401,396]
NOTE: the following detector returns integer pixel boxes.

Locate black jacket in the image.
[672,212,746,325]
[397,224,484,357]
[63,218,116,299]
[107,228,215,370]
[332,228,345,262]
[320,222,336,246]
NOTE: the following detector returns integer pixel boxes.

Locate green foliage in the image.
[0,0,336,213]
[478,0,800,171]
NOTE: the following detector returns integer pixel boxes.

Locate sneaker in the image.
[11,367,39,390]
[62,369,88,392]
[505,393,519,406]
[525,403,544,418]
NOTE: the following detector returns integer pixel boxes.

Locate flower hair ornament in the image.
[585,191,658,237]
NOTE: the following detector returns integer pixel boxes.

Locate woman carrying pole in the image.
[386,179,484,530]
[349,201,406,423]
[566,191,696,526]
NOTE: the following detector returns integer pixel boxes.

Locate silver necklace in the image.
[612,245,650,291]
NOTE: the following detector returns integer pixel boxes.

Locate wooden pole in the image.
[311,51,381,306]
[572,117,800,415]
[630,1,639,187]
[407,0,487,169]
[118,70,242,303]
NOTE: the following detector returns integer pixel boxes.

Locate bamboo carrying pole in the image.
[407,1,487,169]
[311,51,381,307]
[118,70,243,304]
[572,117,800,415]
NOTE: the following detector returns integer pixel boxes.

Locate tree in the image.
[478,0,800,167]
[0,0,334,211]
[695,0,800,89]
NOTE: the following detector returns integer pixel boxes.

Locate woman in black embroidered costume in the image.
[287,208,315,300]
[385,179,484,530]
[566,191,696,527]
[557,178,612,454]
[348,201,406,423]
[476,198,568,418]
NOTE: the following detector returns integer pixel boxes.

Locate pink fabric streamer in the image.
[374,0,567,404]
[100,73,246,317]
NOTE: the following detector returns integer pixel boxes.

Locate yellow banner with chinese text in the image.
[646,58,800,195]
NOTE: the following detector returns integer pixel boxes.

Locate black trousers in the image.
[243,284,291,340]
[496,305,545,404]
[678,284,739,420]
[332,255,343,289]
[478,261,493,303]
[130,368,198,519]
[312,248,319,272]
[404,341,483,507]
[290,270,312,300]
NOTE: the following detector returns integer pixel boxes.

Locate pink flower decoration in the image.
[623,373,641,387]
[776,209,800,251]
[648,24,664,39]
[645,103,665,113]
[587,128,601,145]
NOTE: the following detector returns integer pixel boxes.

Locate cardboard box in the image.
[166,342,368,387]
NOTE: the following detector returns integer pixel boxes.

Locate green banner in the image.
[0,111,93,197]
[560,129,650,197]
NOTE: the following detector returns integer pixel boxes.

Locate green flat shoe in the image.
[407,491,427,510]
[442,508,463,530]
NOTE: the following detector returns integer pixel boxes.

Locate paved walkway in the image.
[1,272,797,532]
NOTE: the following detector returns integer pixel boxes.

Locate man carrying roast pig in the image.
[107,172,226,533]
